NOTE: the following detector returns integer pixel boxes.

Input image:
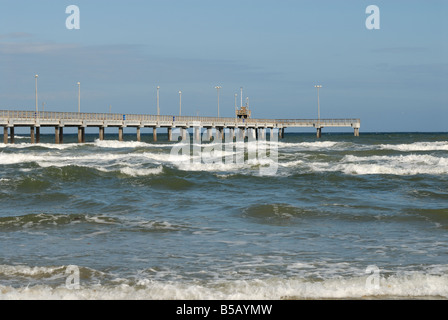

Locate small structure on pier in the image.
[236,102,251,119]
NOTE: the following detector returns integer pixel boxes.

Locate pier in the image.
[0,110,360,144]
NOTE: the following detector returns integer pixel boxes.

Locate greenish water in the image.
[0,132,447,299]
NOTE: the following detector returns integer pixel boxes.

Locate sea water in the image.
[0,132,447,299]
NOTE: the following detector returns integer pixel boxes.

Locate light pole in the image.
[156,86,160,116]
[234,93,237,119]
[314,85,322,121]
[35,74,38,113]
[215,86,221,117]
[179,90,182,116]
[77,82,81,113]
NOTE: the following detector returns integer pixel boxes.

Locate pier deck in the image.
[0,110,360,143]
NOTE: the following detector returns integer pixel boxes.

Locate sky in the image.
[0,0,447,132]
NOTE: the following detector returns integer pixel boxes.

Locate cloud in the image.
[0,32,34,39]
[0,42,78,54]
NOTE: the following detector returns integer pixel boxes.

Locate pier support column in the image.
[78,127,85,143]
[316,127,322,139]
[153,127,157,142]
[137,127,141,142]
[260,128,266,140]
[9,127,14,144]
[248,128,255,140]
[238,128,245,141]
[207,128,213,141]
[59,127,64,144]
[217,127,223,141]
[354,128,359,137]
[229,128,235,141]
[36,127,40,143]
[168,127,172,141]
[78,127,82,143]
[119,127,123,141]
[3,127,8,144]
[194,126,201,142]
[55,127,60,144]
[99,127,105,141]
[181,127,187,141]
[30,127,35,144]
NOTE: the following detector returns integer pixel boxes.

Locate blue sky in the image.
[0,0,446,132]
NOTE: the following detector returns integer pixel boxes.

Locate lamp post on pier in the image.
[314,85,322,121]
[77,82,81,113]
[35,74,38,114]
[215,86,221,117]
[179,90,182,116]
[157,86,160,116]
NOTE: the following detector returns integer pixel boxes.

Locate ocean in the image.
[0,131,447,300]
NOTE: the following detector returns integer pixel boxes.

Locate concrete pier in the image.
[194,126,201,141]
[55,127,59,144]
[136,127,141,142]
[153,127,157,142]
[30,127,35,144]
[77,127,85,143]
[118,127,123,142]
[9,127,14,144]
[229,128,235,141]
[0,110,360,144]
[59,127,63,144]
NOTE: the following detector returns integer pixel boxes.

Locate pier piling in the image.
[118,127,123,142]
[136,127,141,142]
[153,127,157,142]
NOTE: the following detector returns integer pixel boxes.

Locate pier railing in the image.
[0,110,359,127]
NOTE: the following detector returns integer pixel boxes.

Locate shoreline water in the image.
[1,132,447,300]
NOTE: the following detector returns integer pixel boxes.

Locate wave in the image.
[307,154,448,175]
[379,141,448,151]
[0,213,189,236]
[0,266,447,299]
[0,213,118,230]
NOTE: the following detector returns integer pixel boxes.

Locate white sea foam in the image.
[119,165,164,177]
[379,141,448,151]
[1,272,447,300]
[309,154,448,175]
[93,139,151,149]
